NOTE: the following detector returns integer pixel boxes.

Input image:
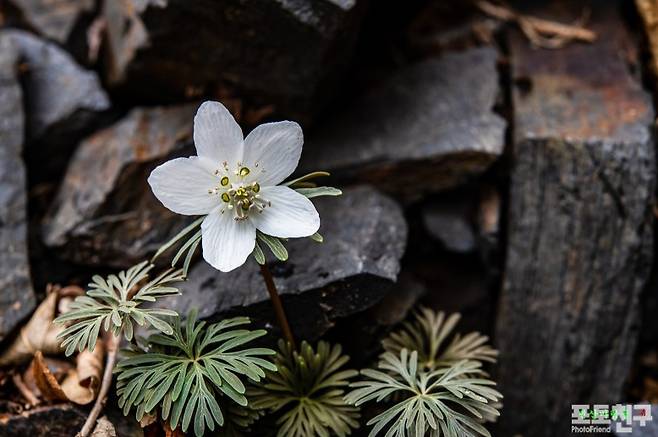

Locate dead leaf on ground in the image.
[31,339,104,405]
[21,356,73,405]
[32,351,68,402]
[0,285,84,367]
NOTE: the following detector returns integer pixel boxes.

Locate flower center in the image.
[208,163,270,220]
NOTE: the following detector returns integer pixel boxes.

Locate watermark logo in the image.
[571,404,653,434]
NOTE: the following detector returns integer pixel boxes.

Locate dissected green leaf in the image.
[346,308,502,437]
[382,307,498,371]
[250,340,360,437]
[54,262,184,356]
[345,350,502,437]
[115,311,276,437]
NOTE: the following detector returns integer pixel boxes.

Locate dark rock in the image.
[102,0,365,120]
[42,104,198,267]
[0,32,36,341]
[327,272,425,366]
[421,198,475,253]
[495,4,655,436]
[409,250,494,337]
[299,47,506,200]
[0,404,142,437]
[407,1,501,55]
[5,30,110,140]
[7,0,94,44]
[0,404,85,437]
[163,186,408,341]
[3,30,110,181]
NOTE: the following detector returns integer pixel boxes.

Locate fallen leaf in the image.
[32,351,68,402]
[31,340,104,405]
[60,341,104,404]
[22,356,73,404]
[0,285,84,367]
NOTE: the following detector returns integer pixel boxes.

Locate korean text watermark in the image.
[572,404,653,434]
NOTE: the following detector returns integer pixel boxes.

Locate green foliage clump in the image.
[54,261,183,356]
[250,340,360,437]
[382,307,497,372]
[346,350,501,437]
[115,311,276,436]
[346,307,503,437]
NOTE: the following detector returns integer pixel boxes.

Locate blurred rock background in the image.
[2,0,658,435]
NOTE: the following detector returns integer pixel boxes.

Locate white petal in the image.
[242,121,303,185]
[194,101,244,164]
[201,209,256,272]
[148,157,219,215]
[250,186,319,238]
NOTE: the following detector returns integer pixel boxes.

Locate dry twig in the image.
[11,373,39,406]
[78,334,120,437]
[476,0,596,48]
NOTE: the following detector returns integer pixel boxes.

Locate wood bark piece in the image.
[0,32,36,342]
[0,404,86,437]
[299,47,506,201]
[494,3,655,436]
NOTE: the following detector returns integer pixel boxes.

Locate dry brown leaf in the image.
[31,339,104,405]
[0,285,84,367]
[0,288,61,367]
[22,355,73,405]
[32,351,68,402]
[59,340,105,404]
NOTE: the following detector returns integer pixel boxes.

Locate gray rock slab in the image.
[102,0,366,120]
[299,47,506,200]
[0,32,36,341]
[164,186,408,340]
[42,104,197,267]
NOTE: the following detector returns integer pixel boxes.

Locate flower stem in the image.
[77,333,120,437]
[259,263,296,348]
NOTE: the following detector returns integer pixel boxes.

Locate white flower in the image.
[148,101,320,272]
